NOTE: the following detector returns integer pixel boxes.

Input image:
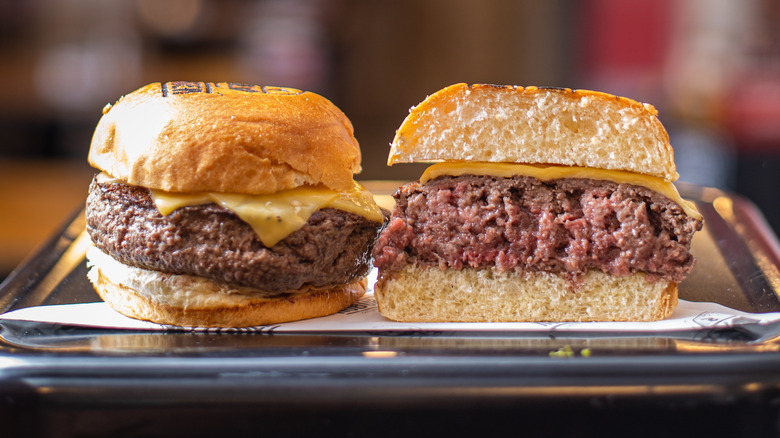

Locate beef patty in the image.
[373,175,702,283]
[86,177,383,291]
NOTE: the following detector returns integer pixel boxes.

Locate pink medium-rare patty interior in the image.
[373,174,701,283]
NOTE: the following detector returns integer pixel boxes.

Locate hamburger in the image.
[372,83,703,322]
[85,81,385,328]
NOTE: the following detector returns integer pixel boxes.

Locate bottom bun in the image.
[87,246,366,328]
[375,265,677,322]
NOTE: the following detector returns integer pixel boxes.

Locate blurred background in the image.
[2,0,780,280]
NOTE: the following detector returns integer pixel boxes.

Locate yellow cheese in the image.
[148,181,384,247]
[420,162,702,220]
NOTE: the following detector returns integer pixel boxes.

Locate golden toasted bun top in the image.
[389,83,679,181]
[89,82,362,194]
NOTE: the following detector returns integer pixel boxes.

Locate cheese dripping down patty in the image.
[419,162,701,220]
[95,172,384,247]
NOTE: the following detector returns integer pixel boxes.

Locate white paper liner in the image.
[2,292,779,334]
[3,267,779,333]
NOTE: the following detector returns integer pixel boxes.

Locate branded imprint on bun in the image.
[85,81,386,328]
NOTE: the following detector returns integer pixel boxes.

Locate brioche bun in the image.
[389,83,678,181]
[89,82,362,194]
[375,265,677,323]
[88,246,366,328]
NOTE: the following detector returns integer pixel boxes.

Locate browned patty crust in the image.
[373,175,702,283]
[86,177,382,292]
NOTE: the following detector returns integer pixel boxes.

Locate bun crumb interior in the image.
[389,83,678,181]
[376,265,677,323]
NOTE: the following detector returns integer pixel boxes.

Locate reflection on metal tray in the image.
[680,184,780,313]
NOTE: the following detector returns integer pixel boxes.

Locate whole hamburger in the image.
[85,81,385,328]
[373,83,702,322]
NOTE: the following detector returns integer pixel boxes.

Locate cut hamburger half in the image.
[85,81,385,328]
[373,83,703,322]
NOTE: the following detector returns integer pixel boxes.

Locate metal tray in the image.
[2,183,780,437]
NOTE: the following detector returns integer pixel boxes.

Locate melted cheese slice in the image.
[143,180,383,248]
[420,162,702,220]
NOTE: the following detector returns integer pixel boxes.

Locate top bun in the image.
[89,82,362,194]
[389,83,679,181]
